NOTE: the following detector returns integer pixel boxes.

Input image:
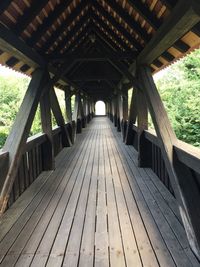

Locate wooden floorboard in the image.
[0,118,199,267]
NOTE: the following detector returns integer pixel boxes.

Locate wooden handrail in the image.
[25,125,64,151]
[52,126,61,136]
[140,125,200,175]
[174,141,200,174]
[26,133,47,151]
[144,129,159,146]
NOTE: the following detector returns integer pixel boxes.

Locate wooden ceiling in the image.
[0,0,199,98]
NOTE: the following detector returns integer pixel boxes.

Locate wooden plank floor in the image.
[0,117,199,267]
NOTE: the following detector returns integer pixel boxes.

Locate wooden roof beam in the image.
[90,27,120,52]
[64,25,92,54]
[92,2,142,51]
[92,36,140,89]
[192,21,200,36]
[41,1,89,52]
[49,51,137,63]
[64,41,95,76]
[0,16,88,96]
[159,0,177,9]
[71,75,120,82]
[27,0,75,47]
[52,14,91,54]
[137,0,200,65]
[127,0,162,29]
[13,0,50,34]
[0,1,12,15]
[0,22,45,68]
[105,0,150,42]
[91,15,132,52]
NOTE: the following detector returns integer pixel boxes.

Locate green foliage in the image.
[0,69,64,148]
[0,49,199,148]
[154,49,200,147]
[0,73,30,147]
[0,126,8,148]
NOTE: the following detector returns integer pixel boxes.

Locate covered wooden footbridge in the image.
[0,0,200,266]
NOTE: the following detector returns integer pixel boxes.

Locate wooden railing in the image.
[123,122,200,197]
[0,123,71,209]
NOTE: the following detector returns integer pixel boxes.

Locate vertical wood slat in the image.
[40,89,55,171]
[6,141,45,209]
[125,88,137,145]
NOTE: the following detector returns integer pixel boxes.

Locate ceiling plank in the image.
[64,25,92,53]
[91,15,131,51]
[52,14,90,54]
[41,1,89,52]
[13,0,50,34]
[159,0,177,9]
[127,0,162,29]
[92,2,142,51]
[91,27,121,52]
[0,1,12,15]
[105,0,150,42]
[27,0,74,46]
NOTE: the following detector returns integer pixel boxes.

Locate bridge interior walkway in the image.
[0,117,199,267]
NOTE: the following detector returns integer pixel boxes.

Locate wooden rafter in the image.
[27,0,74,46]
[0,0,12,15]
[49,51,137,63]
[0,22,45,68]
[53,14,91,54]
[127,0,162,29]
[13,0,50,34]
[91,15,131,51]
[92,1,142,51]
[137,0,200,65]
[104,0,150,42]
[41,1,89,52]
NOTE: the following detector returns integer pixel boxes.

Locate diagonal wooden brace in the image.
[0,68,49,215]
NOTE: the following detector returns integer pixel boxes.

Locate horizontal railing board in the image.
[26,133,47,151]
[132,124,200,175]
[174,141,200,175]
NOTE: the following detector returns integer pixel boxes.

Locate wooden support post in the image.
[117,94,123,132]
[72,94,81,139]
[111,99,114,122]
[122,90,128,141]
[81,97,87,128]
[139,65,200,259]
[87,100,91,122]
[107,101,111,120]
[113,97,118,127]
[84,98,89,123]
[0,68,48,215]
[64,88,73,144]
[125,89,137,145]
[50,88,72,147]
[65,88,72,122]
[136,87,150,167]
[40,90,55,171]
